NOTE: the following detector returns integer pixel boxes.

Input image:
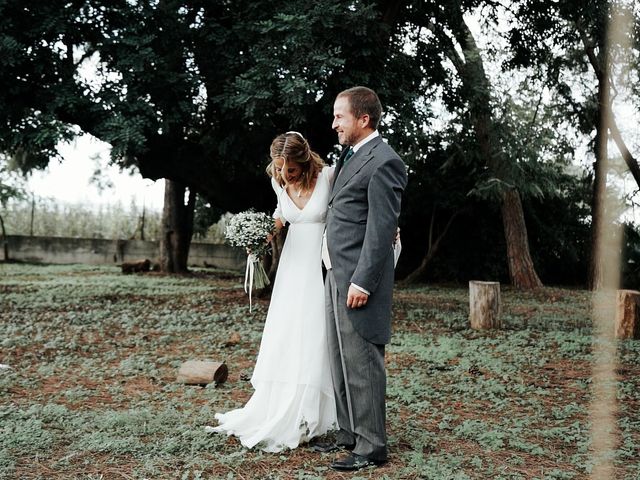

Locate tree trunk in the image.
[589,43,611,290]
[30,194,35,236]
[0,213,8,261]
[501,189,543,289]
[471,101,542,289]
[140,206,146,241]
[159,179,196,273]
[451,15,543,290]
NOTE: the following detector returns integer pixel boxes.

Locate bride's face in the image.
[274,158,303,184]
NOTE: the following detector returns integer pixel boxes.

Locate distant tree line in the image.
[1,0,639,288]
[1,196,161,240]
[0,195,232,244]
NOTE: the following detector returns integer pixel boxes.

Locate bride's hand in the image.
[267,218,285,243]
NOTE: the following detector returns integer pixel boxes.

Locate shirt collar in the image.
[352,130,379,153]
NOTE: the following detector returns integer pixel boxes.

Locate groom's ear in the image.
[359,114,371,129]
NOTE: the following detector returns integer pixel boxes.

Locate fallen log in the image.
[121,259,151,274]
[176,360,228,386]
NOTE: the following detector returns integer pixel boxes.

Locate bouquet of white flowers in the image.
[225,210,273,309]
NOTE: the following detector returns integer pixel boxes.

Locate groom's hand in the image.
[347,286,369,309]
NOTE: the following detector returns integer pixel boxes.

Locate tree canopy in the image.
[0,0,421,212]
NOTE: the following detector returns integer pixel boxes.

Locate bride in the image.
[210,131,337,452]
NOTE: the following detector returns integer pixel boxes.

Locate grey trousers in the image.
[325,269,387,461]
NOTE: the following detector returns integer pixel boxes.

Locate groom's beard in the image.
[341,132,359,147]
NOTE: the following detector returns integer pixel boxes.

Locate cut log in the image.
[469,281,501,330]
[121,259,151,274]
[615,290,640,339]
[176,360,228,386]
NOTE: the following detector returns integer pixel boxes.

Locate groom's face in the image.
[332,96,362,146]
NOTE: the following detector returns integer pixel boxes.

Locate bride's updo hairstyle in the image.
[267,131,325,191]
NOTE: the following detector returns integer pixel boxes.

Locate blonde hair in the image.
[266,131,325,190]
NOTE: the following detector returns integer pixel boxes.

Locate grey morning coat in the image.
[326,135,408,345]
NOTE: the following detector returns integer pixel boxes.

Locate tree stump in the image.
[469,281,501,330]
[176,361,228,386]
[615,290,640,339]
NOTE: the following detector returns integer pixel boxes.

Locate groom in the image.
[322,86,407,471]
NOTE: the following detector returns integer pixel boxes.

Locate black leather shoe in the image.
[330,453,386,471]
[311,441,355,453]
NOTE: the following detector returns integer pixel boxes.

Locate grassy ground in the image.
[1,263,639,479]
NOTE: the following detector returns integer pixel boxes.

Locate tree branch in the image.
[575,21,640,189]
[401,207,470,284]
[576,22,602,79]
[420,19,465,73]
[609,118,640,188]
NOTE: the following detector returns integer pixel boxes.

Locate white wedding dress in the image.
[213,166,337,452]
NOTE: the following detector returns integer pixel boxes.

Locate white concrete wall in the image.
[4,235,245,271]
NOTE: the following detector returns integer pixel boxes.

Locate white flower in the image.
[225,210,273,303]
[225,210,273,256]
